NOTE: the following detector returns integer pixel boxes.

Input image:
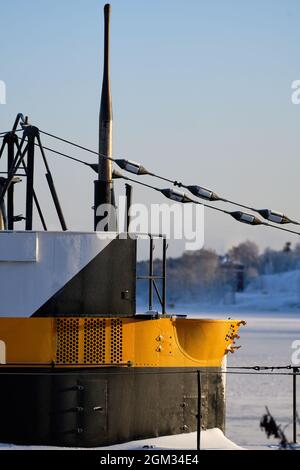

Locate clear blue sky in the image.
[1,0,300,258]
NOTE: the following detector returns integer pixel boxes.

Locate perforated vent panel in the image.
[56,318,79,364]
[84,318,106,364]
[55,318,124,366]
[110,319,123,364]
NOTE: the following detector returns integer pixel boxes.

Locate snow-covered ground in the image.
[0,428,242,451]
[155,269,300,315]
[240,269,300,312]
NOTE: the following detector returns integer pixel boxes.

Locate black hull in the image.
[0,367,225,447]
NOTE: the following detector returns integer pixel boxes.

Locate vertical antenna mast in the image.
[94,3,116,231]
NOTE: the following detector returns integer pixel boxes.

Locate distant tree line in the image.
[136,241,300,305]
[228,241,300,277]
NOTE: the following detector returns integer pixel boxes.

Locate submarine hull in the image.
[0,233,242,447]
[0,366,225,447]
[0,314,240,447]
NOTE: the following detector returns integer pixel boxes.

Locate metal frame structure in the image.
[0,114,67,231]
[136,234,167,314]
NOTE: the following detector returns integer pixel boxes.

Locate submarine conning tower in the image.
[0,4,244,447]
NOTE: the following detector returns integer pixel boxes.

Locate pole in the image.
[0,178,7,230]
[36,135,67,231]
[197,370,201,451]
[0,138,6,160]
[25,128,36,230]
[94,3,116,231]
[162,237,167,314]
[0,134,27,208]
[293,367,298,444]
[149,237,153,311]
[12,113,24,133]
[45,173,67,231]
[6,134,17,229]
[14,136,48,231]
[125,183,132,232]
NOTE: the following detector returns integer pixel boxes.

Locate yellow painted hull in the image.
[0,317,242,368]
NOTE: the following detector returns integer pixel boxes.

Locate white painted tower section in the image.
[0,231,118,317]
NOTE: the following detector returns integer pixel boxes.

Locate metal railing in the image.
[226,364,299,445]
[136,233,167,314]
[0,362,298,449]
